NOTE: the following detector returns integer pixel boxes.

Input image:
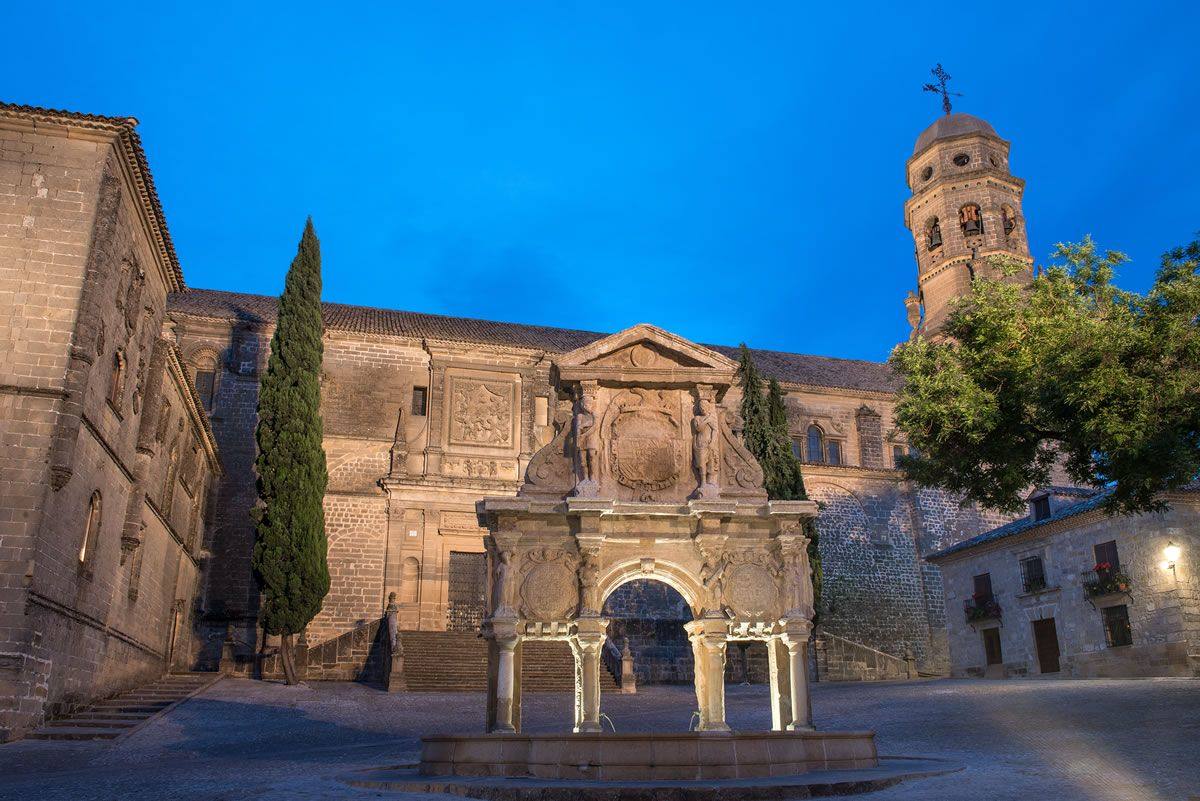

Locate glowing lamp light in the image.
[1163,542,1182,567]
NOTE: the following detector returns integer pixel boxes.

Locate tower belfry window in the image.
[926,217,942,250]
[960,204,983,237]
[1002,205,1017,236]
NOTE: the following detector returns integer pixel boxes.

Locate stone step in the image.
[27,726,125,740]
[45,717,140,729]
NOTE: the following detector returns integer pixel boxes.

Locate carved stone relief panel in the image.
[448,377,516,448]
[519,548,579,621]
[604,388,684,501]
[722,555,782,619]
[442,456,518,481]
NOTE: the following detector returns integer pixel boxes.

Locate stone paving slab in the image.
[346,757,961,799]
[0,677,1196,800]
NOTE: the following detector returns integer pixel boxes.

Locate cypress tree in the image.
[251,218,330,684]
[736,346,822,623]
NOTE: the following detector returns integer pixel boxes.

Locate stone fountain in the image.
[420,325,881,783]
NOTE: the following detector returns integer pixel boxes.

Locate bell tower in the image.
[903,112,1033,338]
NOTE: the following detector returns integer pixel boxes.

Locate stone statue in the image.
[692,397,720,493]
[492,548,515,616]
[573,392,600,495]
[699,550,728,613]
[779,543,813,617]
[578,548,601,615]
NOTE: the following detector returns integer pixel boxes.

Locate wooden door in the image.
[982,628,1003,666]
[1032,618,1060,674]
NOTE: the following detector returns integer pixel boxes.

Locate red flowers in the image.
[1094,562,1112,573]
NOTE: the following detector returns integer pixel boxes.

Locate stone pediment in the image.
[556,324,737,385]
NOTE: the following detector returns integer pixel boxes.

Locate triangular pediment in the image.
[557,324,737,372]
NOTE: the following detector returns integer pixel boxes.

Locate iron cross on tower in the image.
[923,63,963,115]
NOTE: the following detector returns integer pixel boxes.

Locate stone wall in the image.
[935,494,1200,679]
[0,108,216,741]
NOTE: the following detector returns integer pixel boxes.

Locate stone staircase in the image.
[815,630,915,682]
[399,631,620,692]
[27,672,219,741]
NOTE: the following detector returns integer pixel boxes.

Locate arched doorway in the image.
[602,578,693,685]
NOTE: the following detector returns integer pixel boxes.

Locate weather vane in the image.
[923,63,963,115]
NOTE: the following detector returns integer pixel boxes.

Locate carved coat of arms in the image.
[608,390,682,497]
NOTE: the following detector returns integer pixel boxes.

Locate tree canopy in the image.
[251,219,330,681]
[890,235,1200,516]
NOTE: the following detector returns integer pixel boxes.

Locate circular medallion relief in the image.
[630,343,656,367]
[724,563,779,618]
[520,562,578,620]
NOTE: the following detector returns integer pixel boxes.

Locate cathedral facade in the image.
[0,100,1031,740]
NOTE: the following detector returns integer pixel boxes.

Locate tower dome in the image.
[913,112,998,156]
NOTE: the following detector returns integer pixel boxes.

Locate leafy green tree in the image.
[736,346,820,619]
[890,235,1200,517]
[251,219,330,684]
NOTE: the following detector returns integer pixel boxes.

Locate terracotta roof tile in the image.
[168,288,900,394]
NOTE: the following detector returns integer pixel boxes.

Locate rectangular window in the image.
[1102,604,1133,647]
[1031,496,1051,521]
[195,369,216,411]
[411,386,428,417]
[892,444,906,466]
[826,440,842,466]
[791,438,803,460]
[973,572,993,600]
[1094,540,1120,570]
[1020,556,1046,593]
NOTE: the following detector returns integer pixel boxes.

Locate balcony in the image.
[1082,565,1131,598]
[964,594,1002,625]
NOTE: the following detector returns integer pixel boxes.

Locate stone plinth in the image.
[420,730,878,780]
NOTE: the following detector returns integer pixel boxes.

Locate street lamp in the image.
[1160,541,1182,574]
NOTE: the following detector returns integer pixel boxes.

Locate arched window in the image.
[109,350,126,407]
[400,557,421,603]
[79,491,102,570]
[926,217,942,251]
[1001,205,1017,237]
[959,204,983,237]
[806,425,825,463]
[192,354,218,411]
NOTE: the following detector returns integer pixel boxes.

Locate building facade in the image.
[0,104,220,742]
[927,489,1200,678]
[1,100,1035,740]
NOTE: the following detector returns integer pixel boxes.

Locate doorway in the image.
[447,551,487,632]
[602,578,693,684]
[981,627,1003,666]
[1032,618,1061,674]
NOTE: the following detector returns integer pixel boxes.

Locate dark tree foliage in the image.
[891,235,1200,517]
[251,219,330,683]
[736,346,820,620]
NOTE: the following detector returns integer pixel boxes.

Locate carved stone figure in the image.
[577,547,601,615]
[492,548,515,616]
[573,392,600,495]
[699,548,728,612]
[692,396,720,494]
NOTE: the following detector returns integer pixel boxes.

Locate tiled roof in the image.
[925,490,1113,562]
[168,288,900,394]
[0,101,185,290]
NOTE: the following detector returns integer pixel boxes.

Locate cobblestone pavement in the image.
[0,677,1196,800]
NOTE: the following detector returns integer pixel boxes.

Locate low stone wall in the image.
[258,620,390,683]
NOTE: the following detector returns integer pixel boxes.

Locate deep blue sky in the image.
[7,3,1199,361]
